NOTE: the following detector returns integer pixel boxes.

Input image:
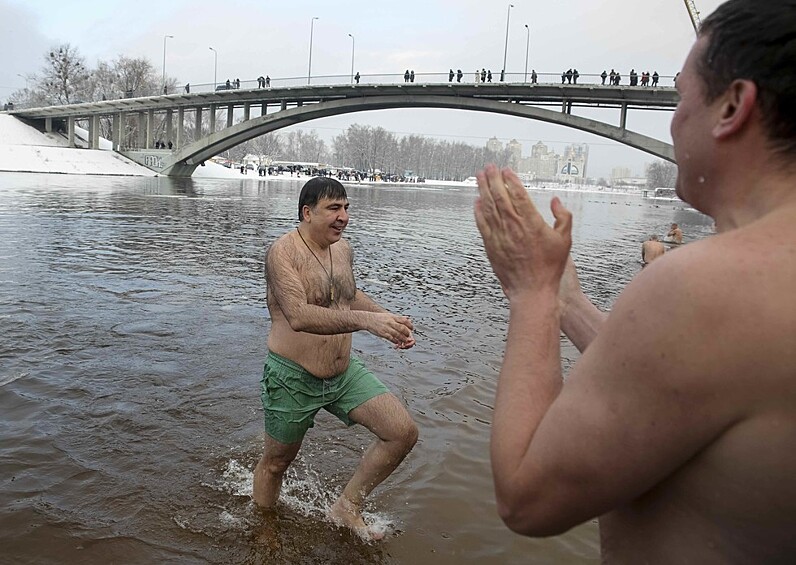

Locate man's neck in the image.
[711,170,796,232]
[297,224,329,251]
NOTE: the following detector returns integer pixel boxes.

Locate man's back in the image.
[601,208,796,563]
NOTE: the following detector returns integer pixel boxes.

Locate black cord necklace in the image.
[296,228,334,302]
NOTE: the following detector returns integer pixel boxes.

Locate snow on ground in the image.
[0,115,252,179]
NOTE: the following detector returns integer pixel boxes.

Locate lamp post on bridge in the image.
[524,24,530,83]
[348,33,355,84]
[501,3,514,81]
[209,46,218,90]
[308,16,319,85]
[162,34,174,94]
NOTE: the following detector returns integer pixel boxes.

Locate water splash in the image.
[212,459,398,540]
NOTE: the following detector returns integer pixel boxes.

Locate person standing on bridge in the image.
[404,70,410,83]
[254,177,418,541]
[449,69,454,82]
[265,76,271,88]
[354,72,360,84]
[531,70,538,84]
[474,0,796,561]
[601,70,608,85]
[456,69,463,82]
[652,71,659,87]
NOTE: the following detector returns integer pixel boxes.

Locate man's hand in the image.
[366,312,414,347]
[474,165,573,300]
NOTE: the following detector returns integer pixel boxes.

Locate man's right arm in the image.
[266,241,412,345]
[558,258,608,353]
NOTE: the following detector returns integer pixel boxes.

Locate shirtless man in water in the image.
[254,177,418,540]
[666,222,684,244]
[475,0,795,562]
[641,234,665,266]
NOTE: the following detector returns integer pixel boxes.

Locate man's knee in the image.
[395,417,419,452]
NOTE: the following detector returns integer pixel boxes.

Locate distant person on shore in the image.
[641,234,665,265]
[473,0,796,562]
[253,178,418,541]
[665,222,683,244]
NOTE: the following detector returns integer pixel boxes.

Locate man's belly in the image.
[268,329,352,378]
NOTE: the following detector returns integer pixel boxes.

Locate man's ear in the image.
[713,79,757,140]
[301,204,312,222]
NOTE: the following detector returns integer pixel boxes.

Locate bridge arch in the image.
[159,95,674,177]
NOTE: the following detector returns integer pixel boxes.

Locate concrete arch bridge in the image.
[9,83,679,177]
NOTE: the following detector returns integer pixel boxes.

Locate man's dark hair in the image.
[297,177,347,220]
[698,0,796,157]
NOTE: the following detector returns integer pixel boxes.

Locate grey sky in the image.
[1,0,724,178]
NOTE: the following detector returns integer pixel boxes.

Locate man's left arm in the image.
[350,290,388,314]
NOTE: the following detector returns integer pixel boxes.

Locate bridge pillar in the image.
[166,109,173,146]
[67,117,75,148]
[146,109,154,148]
[112,113,121,150]
[45,117,53,133]
[209,104,216,133]
[620,103,628,131]
[261,102,267,116]
[243,103,250,121]
[226,104,233,128]
[177,107,184,148]
[195,107,202,139]
[136,112,144,149]
[90,115,100,149]
[280,100,287,111]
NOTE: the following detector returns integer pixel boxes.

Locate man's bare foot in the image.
[328,496,385,541]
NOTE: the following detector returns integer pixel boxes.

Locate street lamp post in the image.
[502,3,514,81]
[308,17,319,85]
[162,34,174,94]
[524,24,530,83]
[209,47,217,90]
[348,33,355,83]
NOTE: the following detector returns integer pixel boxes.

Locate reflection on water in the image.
[0,173,712,564]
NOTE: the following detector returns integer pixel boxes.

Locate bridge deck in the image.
[10,83,679,120]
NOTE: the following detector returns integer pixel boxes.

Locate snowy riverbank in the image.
[0,114,241,178]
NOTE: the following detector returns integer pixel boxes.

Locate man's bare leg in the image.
[329,393,418,540]
[253,435,302,508]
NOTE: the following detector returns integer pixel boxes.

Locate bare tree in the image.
[37,43,90,104]
[646,160,678,188]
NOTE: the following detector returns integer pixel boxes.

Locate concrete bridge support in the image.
[194,107,202,140]
[243,103,250,121]
[208,104,216,134]
[177,107,184,148]
[620,103,628,131]
[137,112,145,149]
[67,117,75,148]
[90,115,100,149]
[45,117,52,133]
[261,102,267,117]
[226,105,233,128]
[166,109,173,146]
[146,109,154,149]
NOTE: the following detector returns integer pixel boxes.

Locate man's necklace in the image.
[296,228,334,302]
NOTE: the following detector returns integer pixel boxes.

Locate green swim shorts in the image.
[261,351,390,444]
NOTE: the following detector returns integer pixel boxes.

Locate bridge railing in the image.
[176,71,677,95]
[4,71,678,111]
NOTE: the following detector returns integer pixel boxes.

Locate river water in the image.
[0,172,712,564]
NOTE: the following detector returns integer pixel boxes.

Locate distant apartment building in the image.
[612,166,632,181]
[506,139,522,169]
[486,136,503,154]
